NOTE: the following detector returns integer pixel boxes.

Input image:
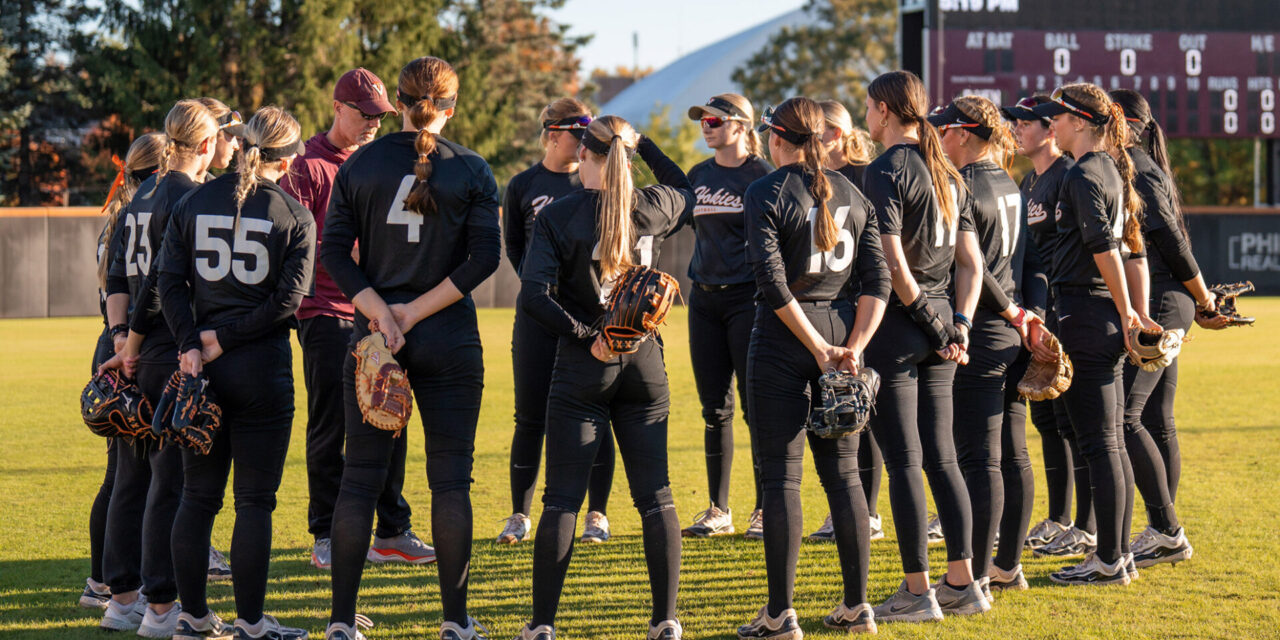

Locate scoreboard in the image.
[901,0,1280,138]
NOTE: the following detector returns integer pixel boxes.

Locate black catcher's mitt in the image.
[601,266,680,354]
[807,368,881,439]
[152,371,222,454]
[81,369,153,439]
[1197,281,1256,327]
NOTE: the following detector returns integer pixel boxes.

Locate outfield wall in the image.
[0,206,1274,318]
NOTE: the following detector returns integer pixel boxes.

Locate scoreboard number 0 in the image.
[1053,48,1070,75]
[1185,49,1202,77]
[1224,89,1239,135]
[1263,90,1276,135]
[1120,49,1137,76]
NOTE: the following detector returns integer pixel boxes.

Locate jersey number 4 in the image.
[807,206,854,273]
[388,175,423,243]
[196,215,272,285]
[123,211,154,276]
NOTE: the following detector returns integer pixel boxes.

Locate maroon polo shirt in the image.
[283,132,356,321]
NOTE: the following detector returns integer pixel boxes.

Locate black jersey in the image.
[961,160,1022,313]
[685,155,773,285]
[110,172,201,361]
[519,184,695,340]
[744,164,889,309]
[834,163,867,191]
[863,143,975,301]
[321,132,501,302]
[1020,154,1074,285]
[503,162,581,275]
[158,173,316,354]
[1129,148,1199,283]
[1052,151,1132,290]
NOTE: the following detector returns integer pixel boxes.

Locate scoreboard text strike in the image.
[926,0,1280,138]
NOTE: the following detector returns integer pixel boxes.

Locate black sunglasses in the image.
[343,102,386,121]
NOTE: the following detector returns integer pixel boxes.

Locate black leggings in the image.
[858,429,883,517]
[953,311,1021,580]
[532,336,678,628]
[510,308,614,516]
[1122,283,1192,532]
[994,347,1034,572]
[172,336,295,622]
[102,356,183,604]
[299,315,411,540]
[1056,293,1127,563]
[89,328,117,584]
[331,303,483,628]
[688,283,761,511]
[865,300,971,575]
[748,301,870,615]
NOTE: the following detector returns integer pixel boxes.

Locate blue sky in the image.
[548,0,807,75]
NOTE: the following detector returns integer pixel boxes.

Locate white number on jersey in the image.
[593,234,656,303]
[195,215,273,285]
[996,193,1022,258]
[933,184,960,248]
[388,175,423,243]
[1111,200,1125,241]
[124,211,154,277]
[806,206,854,273]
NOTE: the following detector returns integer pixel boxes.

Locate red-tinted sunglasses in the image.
[701,116,744,129]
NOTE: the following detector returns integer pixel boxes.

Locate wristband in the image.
[110,324,129,338]
[1011,306,1027,328]
[953,312,972,331]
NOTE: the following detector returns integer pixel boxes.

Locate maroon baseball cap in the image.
[334,68,396,116]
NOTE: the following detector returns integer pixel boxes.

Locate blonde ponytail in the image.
[233,105,302,231]
[146,99,218,198]
[98,132,166,289]
[585,116,639,280]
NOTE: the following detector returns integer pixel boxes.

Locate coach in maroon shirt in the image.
[285,68,435,570]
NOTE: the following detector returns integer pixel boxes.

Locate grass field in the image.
[2,302,1279,639]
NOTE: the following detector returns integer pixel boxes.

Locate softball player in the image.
[196,97,243,177]
[501,97,618,546]
[680,93,772,539]
[320,56,500,640]
[810,99,884,543]
[734,96,888,639]
[1111,88,1216,568]
[1031,83,1159,586]
[158,105,315,638]
[860,70,988,621]
[513,116,694,640]
[81,132,165,611]
[97,100,221,637]
[931,96,1040,592]
[1001,96,1096,558]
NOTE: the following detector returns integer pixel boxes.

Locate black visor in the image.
[1001,96,1050,124]
[756,105,813,145]
[1032,88,1111,125]
[926,103,993,140]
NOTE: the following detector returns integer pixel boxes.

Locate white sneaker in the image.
[648,619,682,640]
[932,578,991,616]
[498,513,532,545]
[368,529,437,564]
[868,514,885,541]
[736,606,802,639]
[1025,518,1073,551]
[822,602,876,633]
[744,508,764,540]
[871,581,943,623]
[324,615,373,640]
[101,597,147,632]
[233,614,309,639]
[311,538,332,570]
[1034,525,1097,557]
[208,547,232,581]
[139,602,183,638]
[512,623,555,640]
[79,578,111,609]
[925,514,944,545]
[439,616,488,640]
[1050,552,1131,586]
[988,562,1028,591]
[806,514,835,542]
[682,505,734,538]
[173,611,234,640]
[1132,525,1194,568]
[581,511,610,543]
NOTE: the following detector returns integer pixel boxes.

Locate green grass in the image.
[2,302,1279,639]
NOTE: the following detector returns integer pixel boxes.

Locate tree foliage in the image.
[731,0,895,119]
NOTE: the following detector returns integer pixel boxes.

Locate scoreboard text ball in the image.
[904,0,1280,138]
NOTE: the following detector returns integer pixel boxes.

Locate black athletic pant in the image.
[1029,397,1072,525]
[102,356,183,604]
[299,315,412,540]
[90,328,117,584]
[531,336,679,628]
[510,307,614,516]
[330,302,482,628]
[748,301,870,615]
[858,429,883,518]
[688,283,762,512]
[172,335,294,623]
[1121,282,1191,532]
[1055,292,1127,563]
[995,346,1034,572]
[865,300,972,575]
[1058,398,1096,533]
[953,311,1021,580]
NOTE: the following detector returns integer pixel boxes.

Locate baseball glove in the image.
[1018,332,1073,401]
[601,266,680,354]
[1128,326,1185,371]
[152,371,222,454]
[354,332,413,435]
[81,369,153,439]
[1197,281,1256,327]
[807,368,881,439]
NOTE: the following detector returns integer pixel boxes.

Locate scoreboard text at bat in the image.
[924,0,1280,138]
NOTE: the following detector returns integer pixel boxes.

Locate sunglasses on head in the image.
[1050,88,1099,122]
[545,115,592,130]
[219,111,243,129]
[343,102,385,121]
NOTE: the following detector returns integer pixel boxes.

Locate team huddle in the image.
[76,54,1255,640]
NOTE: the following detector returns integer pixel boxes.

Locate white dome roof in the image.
[601,8,818,129]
